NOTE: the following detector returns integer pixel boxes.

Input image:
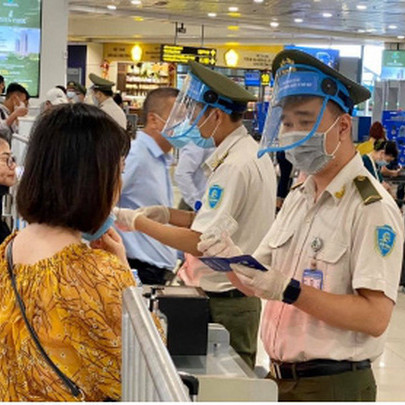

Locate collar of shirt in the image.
[0,104,10,115]
[299,152,365,204]
[137,130,173,165]
[203,125,248,175]
[99,97,115,109]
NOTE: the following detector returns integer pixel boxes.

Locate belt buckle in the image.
[270,361,282,379]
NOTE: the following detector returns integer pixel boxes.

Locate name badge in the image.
[302,269,323,290]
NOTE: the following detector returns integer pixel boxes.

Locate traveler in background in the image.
[116,87,179,285]
[42,87,68,112]
[0,133,16,244]
[66,81,87,103]
[0,83,29,140]
[357,121,386,155]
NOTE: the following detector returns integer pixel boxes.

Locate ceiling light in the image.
[366,28,377,33]
[294,18,303,23]
[322,12,332,17]
[228,6,239,12]
[253,0,264,3]
[270,21,279,27]
[388,25,398,29]
[228,12,241,17]
[398,35,405,39]
[131,0,142,4]
[133,16,144,21]
[107,4,117,10]
[227,25,240,31]
[207,12,217,17]
[357,29,365,33]
[356,4,367,10]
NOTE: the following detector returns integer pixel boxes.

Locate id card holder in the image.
[302,269,323,290]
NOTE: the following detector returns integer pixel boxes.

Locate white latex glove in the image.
[113,207,144,231]
[198,230,242,257]
[231,263,291,301]
[142,205,170,224]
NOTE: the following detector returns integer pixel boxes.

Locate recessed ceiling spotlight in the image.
[107,4,117,10]
[357,29,365,33]
[208,12,217,17]
[398,35,405,39]
[228,6,239,12]
[322,12,332,17]
[388,25,398,29]
[254,0,264,3]
[356,4,367,10]
[270,21,279,27]
[294,18,303,23]
[131,0,142,4]
[366,28,377,33]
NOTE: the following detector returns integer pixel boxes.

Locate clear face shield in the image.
[162,74,210,142]
[257,64,352,158]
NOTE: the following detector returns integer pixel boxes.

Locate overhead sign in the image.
[161,45,217,65]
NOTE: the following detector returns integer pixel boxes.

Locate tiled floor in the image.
[255,291,405,401]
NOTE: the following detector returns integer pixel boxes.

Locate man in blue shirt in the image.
[116,87,179,285]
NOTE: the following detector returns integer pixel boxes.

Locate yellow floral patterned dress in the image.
[0,233,136,401]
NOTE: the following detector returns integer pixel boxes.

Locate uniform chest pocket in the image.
[313,243,349,291]
[267,229,295,268]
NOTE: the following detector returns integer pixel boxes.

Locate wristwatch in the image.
[282,278,301,304]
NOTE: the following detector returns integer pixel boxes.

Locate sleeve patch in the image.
[207,184,224,209]
[375,225,396,257]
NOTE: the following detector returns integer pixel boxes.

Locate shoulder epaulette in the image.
[353,175,382,205]
[290,182,304,190]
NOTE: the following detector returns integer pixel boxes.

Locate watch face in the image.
[282,279,301,304]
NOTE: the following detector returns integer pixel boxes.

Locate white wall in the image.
[38,0,68,104]
[85,43,104,89]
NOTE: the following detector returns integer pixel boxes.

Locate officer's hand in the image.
[198,231,243,257]
[142,205,170,224]
[231,264,290,301]
[113,207,144,231]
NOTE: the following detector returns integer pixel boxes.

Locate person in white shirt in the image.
[175,142,215,211]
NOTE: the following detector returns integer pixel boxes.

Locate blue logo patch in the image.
[376,225,396,257]
[208,184,224,209]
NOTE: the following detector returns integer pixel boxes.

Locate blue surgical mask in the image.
[66,91,76,99]
[82,213,115,241]
[163,118,215,149]
[376,160,388,167]
[189,126,216,149]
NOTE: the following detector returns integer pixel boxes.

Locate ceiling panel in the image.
[68,0,405,44]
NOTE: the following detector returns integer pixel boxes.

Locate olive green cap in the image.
[272,49,370,106]
[189,61,257,103]
[67,81,87,95]
[89,73,115,91]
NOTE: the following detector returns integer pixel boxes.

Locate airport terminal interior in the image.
[2,0,405,401]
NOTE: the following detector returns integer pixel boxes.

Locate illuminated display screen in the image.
[0,0,42,97]
[161,44,217,65]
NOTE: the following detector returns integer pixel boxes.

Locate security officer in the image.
[198,50,404,401]
[66,81,87,103]
[114,61,277,368]
[89,73,126,129]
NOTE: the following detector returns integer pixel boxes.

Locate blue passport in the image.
[199,255,267,272]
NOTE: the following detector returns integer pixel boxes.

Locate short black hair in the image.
[204,106,245,123]
[5,83,30,100]
[96,89,113,97]
[113,93,123,106]
[384,140,399,159]
[0,75,4,84]
[17,103,130,233]
[143,87,179,124]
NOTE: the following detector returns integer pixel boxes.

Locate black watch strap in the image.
[282,278,301,304]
